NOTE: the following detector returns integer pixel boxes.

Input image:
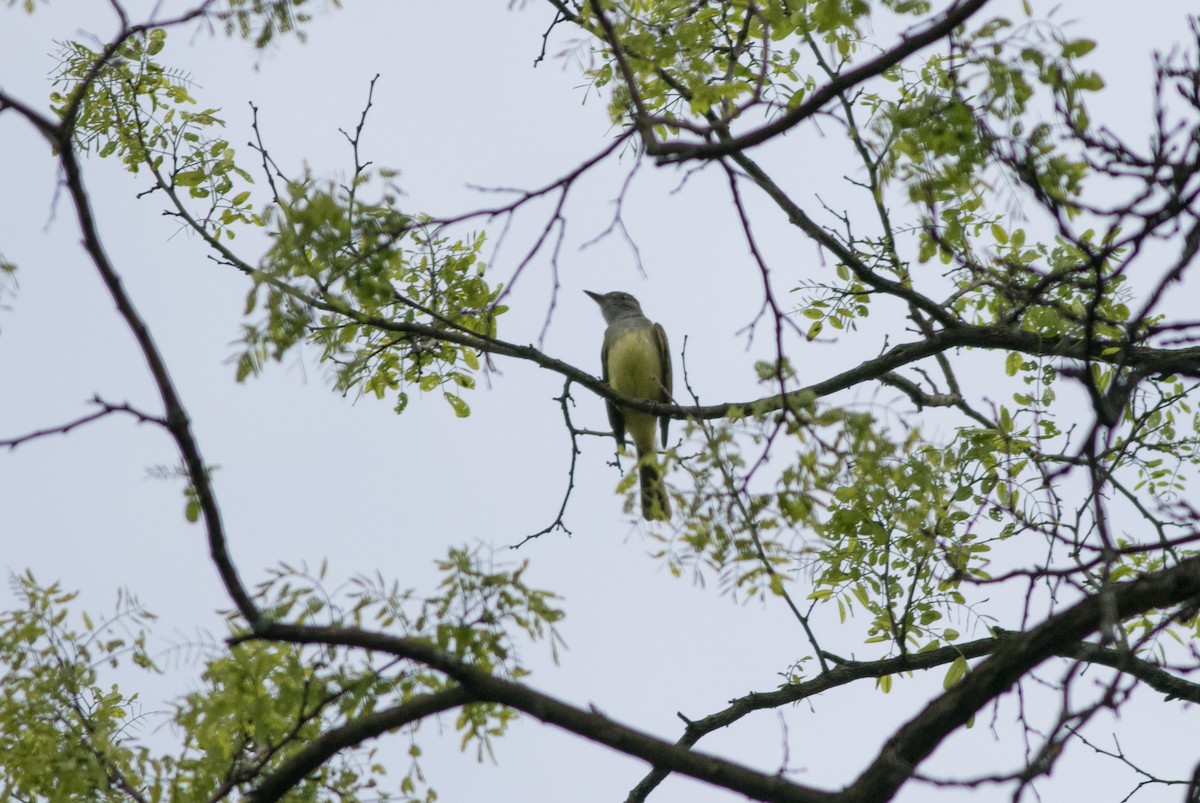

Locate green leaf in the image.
[943,655,968,688]
[1005,352,1021,377]
[174,170,207,187]
[1061,39,1096,59]
[444,392,470,418]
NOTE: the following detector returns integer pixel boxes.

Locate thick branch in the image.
[629,635,1200,801]
[682,324,1200,421]
[628,638,1000,802]
[273,276,1200,426]
[257,546,1200,803]
[845,555,1200,802]
[248,687,473,803]
[1060,641,1200,703]
[14,95,263,624]
[254,621,835,803]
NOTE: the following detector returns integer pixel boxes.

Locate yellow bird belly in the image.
[606,329,663,454]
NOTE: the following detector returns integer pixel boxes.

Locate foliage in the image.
[0,550,561,803]
[4,0,1200,801]
[216,0,340,47]
[49,27,505,419]
[244,192,500,418]
[51,30,258,241]
[0,575,156,802]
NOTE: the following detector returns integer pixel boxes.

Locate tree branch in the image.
[247,687,474,803]
[37,106,262,626]
[0,397,164,450]
[845,555,1200,802]
[253,621,836,803]
[628,634,1200,801]
[637,0,993,161]
[256,270,1200,427]
[254,546,1200,803]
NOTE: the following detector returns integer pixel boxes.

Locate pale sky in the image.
[2,2,1199,802]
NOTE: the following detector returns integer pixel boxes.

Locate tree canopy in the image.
[3,1,1200,801]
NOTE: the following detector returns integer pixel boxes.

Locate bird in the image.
[584,290,673,521]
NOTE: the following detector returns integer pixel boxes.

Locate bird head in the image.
[584,290,645,323]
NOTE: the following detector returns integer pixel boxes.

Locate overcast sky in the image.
[3,2,1199,801]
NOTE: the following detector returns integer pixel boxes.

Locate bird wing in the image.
[600,334,626,448]
[654,321,672,448]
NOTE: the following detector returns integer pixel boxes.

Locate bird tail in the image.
[639,458,671,521]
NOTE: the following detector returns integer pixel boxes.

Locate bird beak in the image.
[584,290,605,305]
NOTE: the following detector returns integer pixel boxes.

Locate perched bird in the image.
[585,290,673,521]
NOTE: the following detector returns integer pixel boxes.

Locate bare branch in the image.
[0,397,164,450]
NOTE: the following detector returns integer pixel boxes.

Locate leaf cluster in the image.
[0,546,564,803]
[51,31,260,240]
[242,188,504,418]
